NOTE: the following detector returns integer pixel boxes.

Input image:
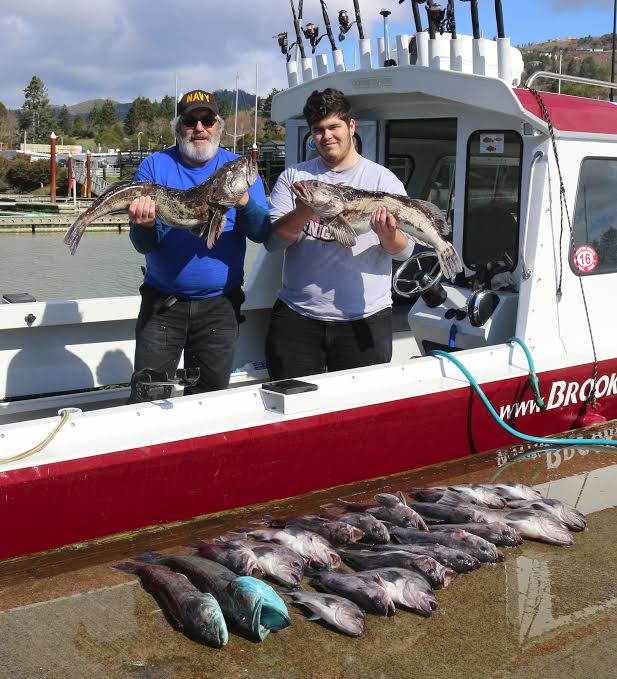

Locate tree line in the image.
[0,75,284,153]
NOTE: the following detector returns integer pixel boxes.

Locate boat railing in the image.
[526,70,617,95]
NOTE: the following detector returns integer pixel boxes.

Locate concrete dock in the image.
[1,443,616,679]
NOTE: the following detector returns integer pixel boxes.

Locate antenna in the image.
[252,63,258,161]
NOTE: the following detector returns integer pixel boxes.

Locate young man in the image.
[127,89,271,402]
[265,88,413,380]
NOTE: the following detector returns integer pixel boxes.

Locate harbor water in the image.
[1,438,615,679]
[0,232,263,301]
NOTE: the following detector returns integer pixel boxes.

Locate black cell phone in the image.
[261,379,318,395]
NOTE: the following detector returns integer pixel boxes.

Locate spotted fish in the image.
[291,180,463,279]
[63,156,258,254]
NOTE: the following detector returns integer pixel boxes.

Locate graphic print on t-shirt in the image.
[304,215,336,242]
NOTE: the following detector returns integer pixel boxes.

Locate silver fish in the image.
[499,509,574,546]
[113,561,228,647]
[478,482,543,502]
[356,568,438,617]
[218,539,306,588]
[312,570,396,616]
[389,526,504,563]
[428,522,523,547]
[284,517,365,545]
[288,590,365,637]
[339,548,457,589]
[408,502,489,524]
[367,543,481,573]
[63,156,258,254]
[506,499,586,532]
[409,485,508,509]
[292,180,463,279]
[320,509,391,544]
[189,540,264,577]
[368,492,428,530]
[219,526,340,570]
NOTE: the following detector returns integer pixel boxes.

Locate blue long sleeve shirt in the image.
[129,146,271,298]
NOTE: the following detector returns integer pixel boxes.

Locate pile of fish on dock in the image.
[113,482,586,647]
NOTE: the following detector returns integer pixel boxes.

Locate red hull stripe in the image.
[2,359,617,560]
[514,89,617,135]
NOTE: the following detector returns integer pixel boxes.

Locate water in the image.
[0,233,262,301]
[1,439,616,679]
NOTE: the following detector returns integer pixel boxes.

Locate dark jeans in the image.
[265,299,393,380]
[128,283,245,403]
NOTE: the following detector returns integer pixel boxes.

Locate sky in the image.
[1,0,616,110]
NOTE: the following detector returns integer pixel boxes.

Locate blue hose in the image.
[429,348,617,447]
[507,336,546,411]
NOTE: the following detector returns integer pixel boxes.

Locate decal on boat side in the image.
[498,373,617,421]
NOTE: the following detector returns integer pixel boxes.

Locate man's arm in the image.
[233,177,273,243]
[128,160,165,253]
[264,168,312,251]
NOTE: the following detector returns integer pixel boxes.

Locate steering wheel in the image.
[393,251,443,298]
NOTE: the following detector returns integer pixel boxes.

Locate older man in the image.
[127,89,271,402]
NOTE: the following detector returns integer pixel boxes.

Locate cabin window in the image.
[570,157,617,276]
[385,118,457,205]
[463,131,523,271]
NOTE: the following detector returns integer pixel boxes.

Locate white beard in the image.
[177,128,222,164]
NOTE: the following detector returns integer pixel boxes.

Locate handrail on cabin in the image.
[526,70,617,94]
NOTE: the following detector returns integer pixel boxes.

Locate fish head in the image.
[292,180,346,219]
[332,598,365,637]
[230,576,291,639]
[258,546,305,587]
[185,594,228,648]
[211,156,257,207]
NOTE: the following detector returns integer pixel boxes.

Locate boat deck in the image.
[1,434,616,679]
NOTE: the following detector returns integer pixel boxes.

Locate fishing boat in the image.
[2,1,617,562]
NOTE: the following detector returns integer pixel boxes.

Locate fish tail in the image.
[132,551,163,564]
[436,241,463,279]
[63,215,90,255]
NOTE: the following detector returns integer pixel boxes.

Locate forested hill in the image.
[51,88,255,121]
[519,33,614,95]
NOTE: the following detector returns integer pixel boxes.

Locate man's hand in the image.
[294,199,314,223]
[371,206,397,247]
[129,196,156,228]
[371,206,409,255]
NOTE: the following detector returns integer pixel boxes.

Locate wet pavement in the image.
[1,435,616,679]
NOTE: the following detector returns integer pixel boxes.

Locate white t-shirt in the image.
[267,156,413,321]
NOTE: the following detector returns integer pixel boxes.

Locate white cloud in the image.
[0,1,419,109]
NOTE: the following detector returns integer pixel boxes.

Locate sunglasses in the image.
[181,113,218,128]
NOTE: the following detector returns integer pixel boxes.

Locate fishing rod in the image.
[338,0,365,41]
[290,0,307,59]
[448,0,456,40]
[461,0,481,40]
[319,0,337,51]
[302,1,338,53]
[495,0,505,39]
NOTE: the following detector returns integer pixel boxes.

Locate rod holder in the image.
[377,36,385,67]
[472,38,487,76]
[286,60,299,87]
[316,53,329,76]
[497,37,512,83]
[302,57,314,82]
[429,35,442,70]
[416,32,429,67]
[333,49,346,72]
[450,37,463,72]
[359,38,372,69]
[396,34,410,66]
